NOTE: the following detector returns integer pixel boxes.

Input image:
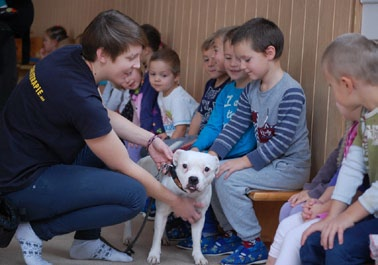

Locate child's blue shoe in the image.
[176,234,219,250]
[201,232,241,256]
[220,239,268,265]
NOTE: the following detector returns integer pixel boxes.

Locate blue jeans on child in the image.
[5,146,146,241]
[300,216,378,265]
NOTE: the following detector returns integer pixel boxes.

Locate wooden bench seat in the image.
[247,190,298,202]
[246,190,299,244]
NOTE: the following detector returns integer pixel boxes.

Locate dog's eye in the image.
[204,167,210,172]
[183,164,188,169]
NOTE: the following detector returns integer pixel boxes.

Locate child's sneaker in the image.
[220,239,268,265]
[176,234,219,250]
[201,231,241,256]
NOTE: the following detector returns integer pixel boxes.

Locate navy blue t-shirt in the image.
[0,45,112,193]
[197,78,230,132]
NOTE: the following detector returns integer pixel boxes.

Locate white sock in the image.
[15,222,52,265]
[69,239,133,262]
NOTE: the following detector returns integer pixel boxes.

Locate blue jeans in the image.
[5,146,146,241]
[300,216,378,265]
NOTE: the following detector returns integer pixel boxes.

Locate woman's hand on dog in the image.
[172,197,203,224]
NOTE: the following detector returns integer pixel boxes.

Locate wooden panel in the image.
[30,0,362,179]
[276,0,293,71]
[310,0,335,178]
[15,36,43,64]
[301,0,321,177]
[245,0,258,20]
[288,0,306,81]
[254,201,284,244]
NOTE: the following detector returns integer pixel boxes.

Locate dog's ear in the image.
[172,149,184,166]
[213,155,220,174]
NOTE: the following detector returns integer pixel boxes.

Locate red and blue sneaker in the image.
[220,238,268,265]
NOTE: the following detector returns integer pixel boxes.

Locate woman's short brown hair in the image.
[81,9,147,62]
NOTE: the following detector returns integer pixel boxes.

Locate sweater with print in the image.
[210,72,310,171]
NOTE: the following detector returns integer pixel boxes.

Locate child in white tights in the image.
[266,104,364,265]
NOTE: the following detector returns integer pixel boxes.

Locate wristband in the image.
[147,135,159,150]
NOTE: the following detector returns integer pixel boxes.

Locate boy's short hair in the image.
[210,26,237,45]
[150,48,180,76]
[141,24,162,52]
[81,9,146,62]
[201,35,214,52]
[223,26,240,44]
[232,17,284,60]
[322,33,378,85]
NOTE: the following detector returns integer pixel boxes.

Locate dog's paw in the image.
[193,252,208,265]
[147,254,160,264]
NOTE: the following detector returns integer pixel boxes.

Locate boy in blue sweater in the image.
[206,18,311,265]
[191,26,255,158]
[176,26,257,250]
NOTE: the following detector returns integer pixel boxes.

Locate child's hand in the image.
[179,139,196,150]
[303,198,318,209]
[288,190,310,206]
[302,198,321,221]
[303,202,326,221]
[217,156,252,179]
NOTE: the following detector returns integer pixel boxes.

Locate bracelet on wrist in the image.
[147,135,159,150]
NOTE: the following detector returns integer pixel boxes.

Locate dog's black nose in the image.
[188,176,198,185]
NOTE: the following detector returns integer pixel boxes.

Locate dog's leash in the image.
[99,164,167,256]
[101,163,186,256]
[123,163,180,255]
[123,196,155,255]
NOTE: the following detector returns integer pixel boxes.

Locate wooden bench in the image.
[247,190,299,244]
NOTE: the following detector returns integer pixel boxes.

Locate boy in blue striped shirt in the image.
[205,17,311,265]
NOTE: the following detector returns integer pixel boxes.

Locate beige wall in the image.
[30,0,362,178]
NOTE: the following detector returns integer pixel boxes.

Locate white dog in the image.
[147,149,219,265]
[122,140,188,245]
